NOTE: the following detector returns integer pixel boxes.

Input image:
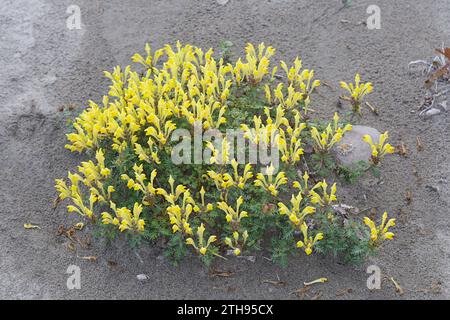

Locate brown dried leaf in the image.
[435,48,450,60]
[210,269,235,277]
[396,142,407,157]
[416,136,424,152]
[66,227,75,238]
[425,63,450,89]
[405,190,412,204]
[52,196,61,210]
[336,288,353,297]
[57,225,65,236]
[365,101,379,115]
[67,242,76,252]
[78,255,97,262]
[262,279,286,286]
[390,277,404,295]
[310,291,323,300]
[290,286,311,300]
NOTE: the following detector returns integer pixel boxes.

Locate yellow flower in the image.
[166,191,196,235]
[364,211,396,245]
[217,196,248,224]
[278,192,316,226]
[185,223,217,256]
[340,73,373,114]
[224,230,248,255]
[254,163,287,196]
[296,223,323,256]
[234,43,275,84]
[101,202,145,233]
[309,180,338,207]
[310,113,351,153]
[276,113,306,164]
[362,131,395,165]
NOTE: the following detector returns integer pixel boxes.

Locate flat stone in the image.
[334,125,381,167]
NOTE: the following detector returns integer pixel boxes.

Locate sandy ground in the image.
[1,0,450,299]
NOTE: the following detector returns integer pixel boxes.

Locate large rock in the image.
[334,125,381,167]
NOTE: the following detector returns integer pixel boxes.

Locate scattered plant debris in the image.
[210,269,235,278]
[390,277,404,295]
[410,44,450,118]
[304,277,328,286]
[77,255,97,262]
[416,136,424,151]
[23,223,40,229]
[336,287,353,297]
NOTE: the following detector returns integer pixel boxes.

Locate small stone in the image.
[334,125,380,168]
[41,74,57,86]
[422,108,441,118]
[438,101,447,111]
[426,185,440,193]
[136,274,149,281]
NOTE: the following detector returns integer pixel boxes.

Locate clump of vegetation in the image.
[340,74,373,116]
[55,42,395,266]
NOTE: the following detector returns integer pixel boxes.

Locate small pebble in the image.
[423,108,441,118]
[426,185,440,193]
[136,274,149,281]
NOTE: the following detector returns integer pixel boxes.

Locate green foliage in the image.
[55,42,395,269]
[315,213,375,265]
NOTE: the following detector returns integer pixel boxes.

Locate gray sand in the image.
[1,0,450,299]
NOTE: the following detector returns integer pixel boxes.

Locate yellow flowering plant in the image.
[224,230,249,256]
[309,112,352,175]
[186,224,219,259]
[362,131,395,165]
[309,180,338,207]
[101,202,146,233]
[278,192,316,226]
[364,212,396,246]
[296,223,324,255]
[55,42,395,266]
[340,73,373,115]
[253,163,288,196]
[310,112,352,154]
[217,196,249,225]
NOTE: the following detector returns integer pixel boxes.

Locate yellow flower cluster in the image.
[276,112,306,164]
[310,112,352,153]
[364,212,395,245]
[234,43,276,85]
[217,196,250,256]
[254,163,288,196]
[277,174,335,255]
[278,192,316,226]
[102,202,145,232]
[55,41,393,264]
[207,159,253,193]
[217,196,249,224]
[65,41,238,159]
[224,230,249,256]
[309,180,338,207]
[340,73,373,114]
[265,57,320,113]
[363,131,395,165]
[55,149,114,219]
[296,223,323,255]
[186,224,217,255]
